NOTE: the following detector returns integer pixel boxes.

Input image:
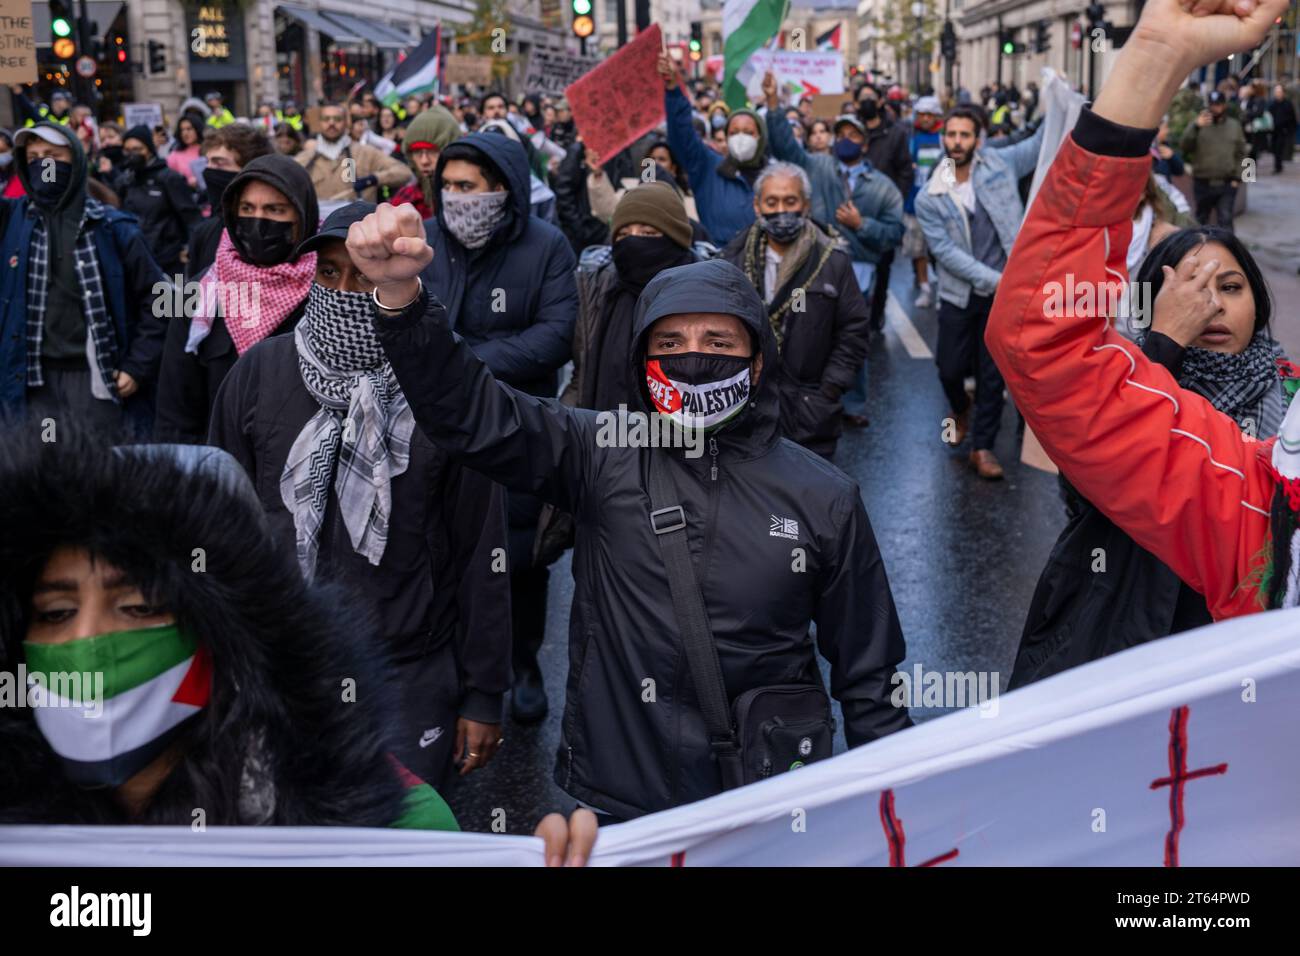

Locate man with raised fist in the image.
[349,203,911,822]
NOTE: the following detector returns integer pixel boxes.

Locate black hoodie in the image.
[154,154,320,444]
[116,155,202,271]
[374,257,911,819]
[0,427,426,826]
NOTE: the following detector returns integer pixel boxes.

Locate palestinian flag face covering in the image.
[646,353,753,432]
[23,624,212,788]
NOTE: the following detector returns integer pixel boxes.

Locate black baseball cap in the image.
[1207,90,1226,105]
[294,201,377,258]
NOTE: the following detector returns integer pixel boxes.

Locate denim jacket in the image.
[914,125,1044,308]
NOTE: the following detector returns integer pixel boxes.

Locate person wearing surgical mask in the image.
[209,203,512,789]
[722,162,871,457]
[155,154,319,443]
[659,52,768,246]
[0,122,168,433]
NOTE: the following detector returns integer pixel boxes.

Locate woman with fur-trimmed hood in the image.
[0,425,599,860]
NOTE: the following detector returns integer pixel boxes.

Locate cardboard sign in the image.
[122,102,164,130]
[0,0,37,85]
[444,53,495,86]
[524,47,599,97]
[566,25,664,162]
[807,92,855,121]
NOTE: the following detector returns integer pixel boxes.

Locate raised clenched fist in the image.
[346,202,432,306]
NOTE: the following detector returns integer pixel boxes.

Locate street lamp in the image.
[911,1,925,94]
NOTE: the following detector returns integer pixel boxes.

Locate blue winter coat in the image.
[664,87,758,247]
[0,191,167,417]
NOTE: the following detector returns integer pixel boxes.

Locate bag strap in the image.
[646,449,745,790]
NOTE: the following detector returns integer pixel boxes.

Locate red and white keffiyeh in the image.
[185,230,316,356]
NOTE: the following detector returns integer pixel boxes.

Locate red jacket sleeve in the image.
[985,118,1277,620]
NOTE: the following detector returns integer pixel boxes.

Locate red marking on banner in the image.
[670,851,685,867]
[1149,705,1227,867]
[879,789,957,867]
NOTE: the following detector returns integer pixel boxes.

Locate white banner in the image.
[4,607,1299,865]
[743,49,845,99]
[122,103,164,131]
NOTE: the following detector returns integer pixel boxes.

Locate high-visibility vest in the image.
[276,110,304,132]
[24,105,71,128]
[991,105,1010,127]
[206,108,236,128]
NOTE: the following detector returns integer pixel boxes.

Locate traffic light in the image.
[148,39,166,75]
[689,21,702,61]
[50,0,75,58]
[112,33,127,65]
[999,29,1025,56]
[571,0,594,39]
[1035,20,1050,53]
[1085,3,1112,39]
[940,21,957,61]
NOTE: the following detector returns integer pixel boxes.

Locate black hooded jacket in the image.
[116,155,202,271]
[416,132,576,562]
[154,154,320,443]
[207,325,512,722]
[0,428,426,826]
[374,257,911,819]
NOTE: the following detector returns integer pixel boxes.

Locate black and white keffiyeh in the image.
[280,283,415,580]
[1179,333,1289,437]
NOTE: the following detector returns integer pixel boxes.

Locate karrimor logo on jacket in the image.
[770,515,800,540]
[645,355,751,431]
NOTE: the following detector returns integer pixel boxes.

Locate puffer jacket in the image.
[116,156,203,271]
[374,257,911,819]
[0,428,455,829]
[765,111,904,265]
[915,124,1044,308]
[987,107,1287,622]
[415,132,577,565]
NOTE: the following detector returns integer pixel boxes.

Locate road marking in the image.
[886,291,933,359]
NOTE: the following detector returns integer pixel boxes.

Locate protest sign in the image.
[0,0,36,85]
[566,24,664,162]
[444,53,495,86]
[742,49,845,100]
[524,47,599,97]
[122,102,164,131]
[6,607,1299,865]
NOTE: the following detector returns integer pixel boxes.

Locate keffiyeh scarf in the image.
[185,230,316,357]
[279,283,416,580]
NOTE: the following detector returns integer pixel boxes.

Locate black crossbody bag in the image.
[646,450,835,789]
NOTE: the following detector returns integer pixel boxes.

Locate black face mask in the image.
[26,159,72,207]
[645,352,754,432]
[760,211,805,244]
[124,153,148,173]
[233,215,297,266]
[204,167,239,211]
[858,99,879,122]
[100,145,125,166]
[612,234,688,288]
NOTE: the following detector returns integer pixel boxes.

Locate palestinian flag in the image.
[815,24,841,51]
[723,0,790,110]
[374,24,441,109]
[25,625,211,787]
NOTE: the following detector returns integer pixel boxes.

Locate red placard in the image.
[566,24,666,162]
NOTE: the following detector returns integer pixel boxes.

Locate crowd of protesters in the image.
[2,0,1299,858]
